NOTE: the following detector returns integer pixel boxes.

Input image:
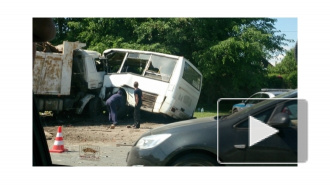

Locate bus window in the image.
[105,51,126,73]
[145,55,177,82]
[121,53,149,75]
[182,62,202,91]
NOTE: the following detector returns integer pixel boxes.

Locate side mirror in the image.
[268,112,291,128]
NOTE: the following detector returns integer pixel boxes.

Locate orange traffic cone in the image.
[49,126,68,153]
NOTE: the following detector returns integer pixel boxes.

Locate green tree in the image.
[51,18,290,104]
[267,47,297,89]
[193,19,289,103]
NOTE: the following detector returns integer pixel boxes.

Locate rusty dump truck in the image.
[33,41,106,117]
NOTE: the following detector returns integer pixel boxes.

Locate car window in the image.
[272,100,298,127]
[286,101,298,127]
[282,101,298,120]
[261,93,270,98]
[235,106,275,128]
[234,99,298,129]
[246,93,261,104]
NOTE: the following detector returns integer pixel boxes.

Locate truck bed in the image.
[33,41,86,95]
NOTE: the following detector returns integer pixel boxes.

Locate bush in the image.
[284,71,298,89]
[266,74,285,88]
[266,72,297,89]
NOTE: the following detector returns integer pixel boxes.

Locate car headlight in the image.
[136,134,171,149]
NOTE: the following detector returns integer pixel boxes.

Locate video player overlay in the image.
[217,98,307,165]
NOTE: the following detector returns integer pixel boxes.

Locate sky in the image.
[271,18,298,65]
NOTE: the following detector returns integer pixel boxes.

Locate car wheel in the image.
[170,153,219,166]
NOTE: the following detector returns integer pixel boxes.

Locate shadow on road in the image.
[39,110,177,127]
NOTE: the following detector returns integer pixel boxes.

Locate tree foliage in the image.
[51,18,292,104]
[268,47,297,74]
[267,47,297,89]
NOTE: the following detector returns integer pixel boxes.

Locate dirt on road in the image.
[42,111,175,148]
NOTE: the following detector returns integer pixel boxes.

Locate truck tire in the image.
[88,97,101,118]
[117,95,127,119]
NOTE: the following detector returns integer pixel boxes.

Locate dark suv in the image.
[126,89,298,166]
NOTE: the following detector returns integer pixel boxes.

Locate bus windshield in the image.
[105,50,177,82]
[144,55,177,82]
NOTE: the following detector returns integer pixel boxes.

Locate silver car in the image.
[232,89,292,113]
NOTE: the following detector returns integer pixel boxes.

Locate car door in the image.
[228,105,275,163]
[229,100,297,163]
[244,100,298,163]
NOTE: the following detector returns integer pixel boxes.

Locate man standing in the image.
[128,81,142,129]
[106,90,123,129]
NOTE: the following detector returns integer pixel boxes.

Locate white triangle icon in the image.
[249,116,279,147]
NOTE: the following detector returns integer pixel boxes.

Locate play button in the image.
[249,116,279,147]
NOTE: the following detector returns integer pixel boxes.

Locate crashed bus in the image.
[99,49,203,119]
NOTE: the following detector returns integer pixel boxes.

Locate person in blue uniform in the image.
[106,90,123,129]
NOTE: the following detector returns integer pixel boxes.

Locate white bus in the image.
[99,49,203,119]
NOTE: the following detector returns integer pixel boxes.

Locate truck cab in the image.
[72,49,105,91]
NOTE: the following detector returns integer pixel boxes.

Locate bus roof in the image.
[102,48,181,59]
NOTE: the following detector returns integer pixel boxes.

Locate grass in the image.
[193,109,231,118]
[193,100,240,118]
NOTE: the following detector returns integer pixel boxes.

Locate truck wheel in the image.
[117,96,127,119]
[88,97,101,118]
[114,88,128,119]
[170,153,219,166]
